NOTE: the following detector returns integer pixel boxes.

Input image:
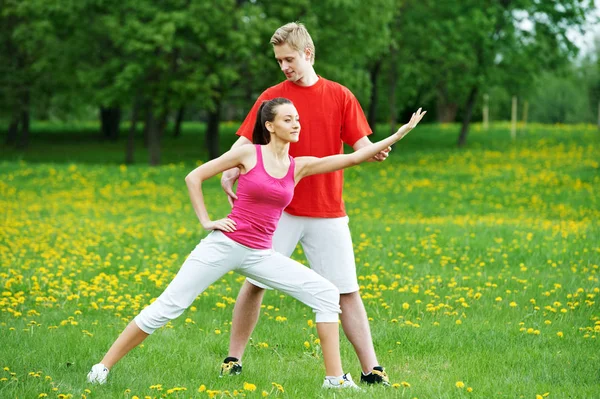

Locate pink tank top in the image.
[223,145,296,249]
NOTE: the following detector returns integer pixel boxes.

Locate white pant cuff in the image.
[315,313,339,323]
[134,315,156,335]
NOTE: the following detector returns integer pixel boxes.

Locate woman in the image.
[87,98,425,389]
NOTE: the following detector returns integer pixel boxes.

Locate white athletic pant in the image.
[248,212,359,293]
[134,230,341,334]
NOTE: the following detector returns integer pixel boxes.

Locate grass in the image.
[0,122,599,398]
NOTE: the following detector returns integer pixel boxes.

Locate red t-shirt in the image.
[236,77,371,218]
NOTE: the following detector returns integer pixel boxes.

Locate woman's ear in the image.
[266,121,274,133]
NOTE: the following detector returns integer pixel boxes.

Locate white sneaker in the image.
[322,373,361,390]
[87,363,109,384]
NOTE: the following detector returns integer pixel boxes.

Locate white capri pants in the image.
[248,212,359,294]
[135,230,341,334]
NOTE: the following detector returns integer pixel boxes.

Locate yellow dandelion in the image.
[243,382,256,391]
[456,381,465,388]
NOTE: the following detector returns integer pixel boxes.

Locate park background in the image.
[1,1,599,398]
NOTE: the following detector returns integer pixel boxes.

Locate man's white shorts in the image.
[247,212,359,294]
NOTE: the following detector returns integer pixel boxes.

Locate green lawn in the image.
[1,122,599,398]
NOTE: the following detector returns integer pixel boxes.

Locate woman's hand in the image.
[202,218,237,232]
[395,108,427,139]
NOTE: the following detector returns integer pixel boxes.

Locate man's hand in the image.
[221,168,240,207]
[370,147,391,162]
[353,136,391,162]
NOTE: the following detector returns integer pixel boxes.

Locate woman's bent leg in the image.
[241,252,342,376]
[317,322,343,377]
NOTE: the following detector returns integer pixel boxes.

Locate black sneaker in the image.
[219,357,242,377]
[360,366,390,386]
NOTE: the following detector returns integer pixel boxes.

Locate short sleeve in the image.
[236,90,272,141]
[340,87,372,146]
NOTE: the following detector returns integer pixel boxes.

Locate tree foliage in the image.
[1,0,596,160]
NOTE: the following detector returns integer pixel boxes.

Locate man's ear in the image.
[304,47,312,61]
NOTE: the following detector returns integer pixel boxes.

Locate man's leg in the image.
[339,291,378,373]
[301,216,388,384]
[225,213,303,371]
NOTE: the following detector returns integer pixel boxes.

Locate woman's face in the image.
[267,103,301,143]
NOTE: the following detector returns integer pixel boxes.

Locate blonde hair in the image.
[270,22,315,64]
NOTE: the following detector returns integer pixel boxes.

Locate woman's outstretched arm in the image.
[295,109,426,181]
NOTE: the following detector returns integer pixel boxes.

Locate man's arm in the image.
[352,136,390,162]
[220,136,253,206]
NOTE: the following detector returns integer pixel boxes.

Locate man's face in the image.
[273,43,312,83]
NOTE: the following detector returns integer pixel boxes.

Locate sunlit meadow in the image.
[1,123,599,398]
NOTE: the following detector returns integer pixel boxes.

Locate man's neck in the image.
[293,69,319,87]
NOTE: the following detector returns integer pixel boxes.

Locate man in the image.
[220,22,390,385]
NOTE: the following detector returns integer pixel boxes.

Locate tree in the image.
[379,0,593,145]
[1,0,78,148]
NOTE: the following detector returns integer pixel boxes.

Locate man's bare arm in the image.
[221,136,253,206]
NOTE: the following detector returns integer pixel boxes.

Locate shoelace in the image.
[372,369,388,380]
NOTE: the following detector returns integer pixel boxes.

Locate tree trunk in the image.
[206,98,222,160]
[522,100,529,132]
[100,106,121,141]
[143,108,152,148]
[17,91,30,149]
[457,86,478,147]
[125,96,141,164]
[5,115,19,145]
[367,60,382,132]
[483,93,489,130]
[436,85,458,123]
[174,106,185,138]
[158,110,169,140]
[147,109,161,166]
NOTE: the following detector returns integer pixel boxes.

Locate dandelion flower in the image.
[243,382,256,391]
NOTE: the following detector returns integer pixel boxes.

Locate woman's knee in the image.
[320,281,341,310]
